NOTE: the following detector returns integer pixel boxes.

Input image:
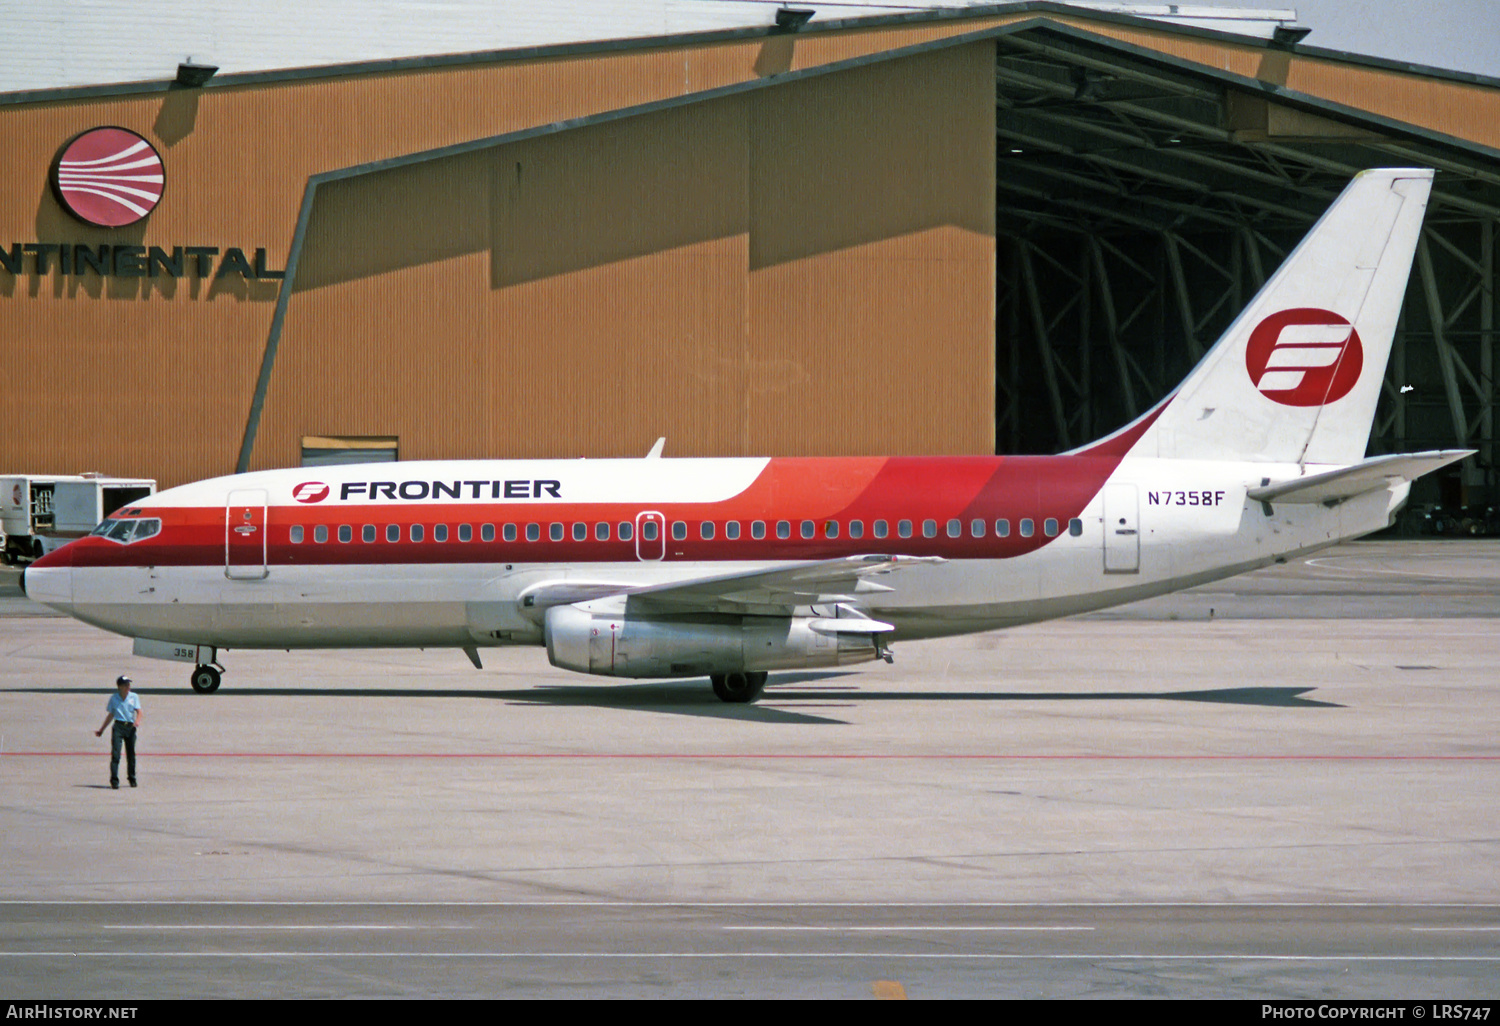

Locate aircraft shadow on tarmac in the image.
[8,676,1342,725]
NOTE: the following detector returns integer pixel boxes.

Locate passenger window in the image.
[1044,518,1059,537]
[411,524,425,543]
[362,525,376,543]
[946,519,961,538]
[503,523,517,542]
[873,519,888,539]
[824,520,838,540]
[849,520,864,539]
[595,522,609,541]
[700,521,715,541]
[971,519,985,538]
[897,520,912,538]
[525,523,539,542]
[642,521,658,541]
[996,518,1010,538]
[671,521,686,541]
[618,522,633,542]
[290,525,304,544]
[751,521,766,540]
[386,524,399,543]
[314,525,328,544]
[1069,518,1083,537]
[460,523,473,542]
[550,523,564,542]
[800,521,815,539]
[435,524,449,543]
[571,523,585,542]
[338,525,352,543]
[481,524,495,542]
[725,521,740,540]
[922,519,937,539]
[1020,518,1034,538]
[776,521,791,540]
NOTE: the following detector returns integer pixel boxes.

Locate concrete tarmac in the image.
[0,540,1497,998]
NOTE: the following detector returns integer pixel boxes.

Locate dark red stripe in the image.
[49,437,1159,570]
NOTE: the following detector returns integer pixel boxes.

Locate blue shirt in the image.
[106,692,140,724]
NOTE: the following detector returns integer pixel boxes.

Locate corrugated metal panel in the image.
[1,23,1004,486]
[10,11,1500,488]
[1,2,1315,96]
[747,43,997,455]
[0,94,280,488]
[261,152,495,471]
[1062,18,1500,150]
[248,43,996,470]
[484,97,753,461]
[1282,60,1500,151]
[0,0,909,93]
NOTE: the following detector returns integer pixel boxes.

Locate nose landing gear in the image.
[190,664,223,693]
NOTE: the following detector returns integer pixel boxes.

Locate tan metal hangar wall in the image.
[1031,16,1500,151]
[0,17,1013,489]
[256,42,998,469]
[7,5,1499,490]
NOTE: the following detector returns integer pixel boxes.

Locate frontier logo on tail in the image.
[1245,308,1363,407]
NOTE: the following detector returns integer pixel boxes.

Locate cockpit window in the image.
[93,517,161,544]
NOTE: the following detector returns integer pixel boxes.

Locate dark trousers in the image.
[110,722,137,783]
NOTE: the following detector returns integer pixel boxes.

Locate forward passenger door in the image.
[226,489,269,580]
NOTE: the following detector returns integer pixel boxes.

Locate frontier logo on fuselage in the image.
[338,479,563,502]
[292,482,330,504]
[1245,308,1363,407]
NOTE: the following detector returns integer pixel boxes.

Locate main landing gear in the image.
[189,664,223,693]
[710,671,768,704]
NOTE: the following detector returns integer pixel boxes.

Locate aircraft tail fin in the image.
[1121,168,1433,465]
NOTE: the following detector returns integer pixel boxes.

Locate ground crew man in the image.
[94,675,142,789]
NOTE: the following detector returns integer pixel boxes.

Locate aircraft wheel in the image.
[711,671,768,704]
[190,665,222,694]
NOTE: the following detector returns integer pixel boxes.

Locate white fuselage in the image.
[25,456,1405,654]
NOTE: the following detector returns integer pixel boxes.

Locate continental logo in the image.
[51,127,164,228]
[337,480,563,501]
[0,126,286,283]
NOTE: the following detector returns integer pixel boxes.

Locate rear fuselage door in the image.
[1102,483,1140,574]
[226,489,269,580]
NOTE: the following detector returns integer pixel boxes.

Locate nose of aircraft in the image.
[20,545,73,611]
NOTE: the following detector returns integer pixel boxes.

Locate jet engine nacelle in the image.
[544,604,881,678]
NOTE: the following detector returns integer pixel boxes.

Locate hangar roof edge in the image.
[3,1,1498,110]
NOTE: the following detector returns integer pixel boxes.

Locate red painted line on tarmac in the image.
[4,752,1499,761]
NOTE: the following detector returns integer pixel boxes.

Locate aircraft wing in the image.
[1247,450,1474,506]
[620,554,944,616]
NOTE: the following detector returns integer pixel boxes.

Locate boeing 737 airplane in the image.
[23,168,1471,702]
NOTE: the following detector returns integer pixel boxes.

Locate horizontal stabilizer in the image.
[1247,450,1474,506]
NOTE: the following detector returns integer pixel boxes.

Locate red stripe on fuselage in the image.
[48,421,1159,572]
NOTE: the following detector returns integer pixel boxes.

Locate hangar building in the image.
[2,2,1496,506]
